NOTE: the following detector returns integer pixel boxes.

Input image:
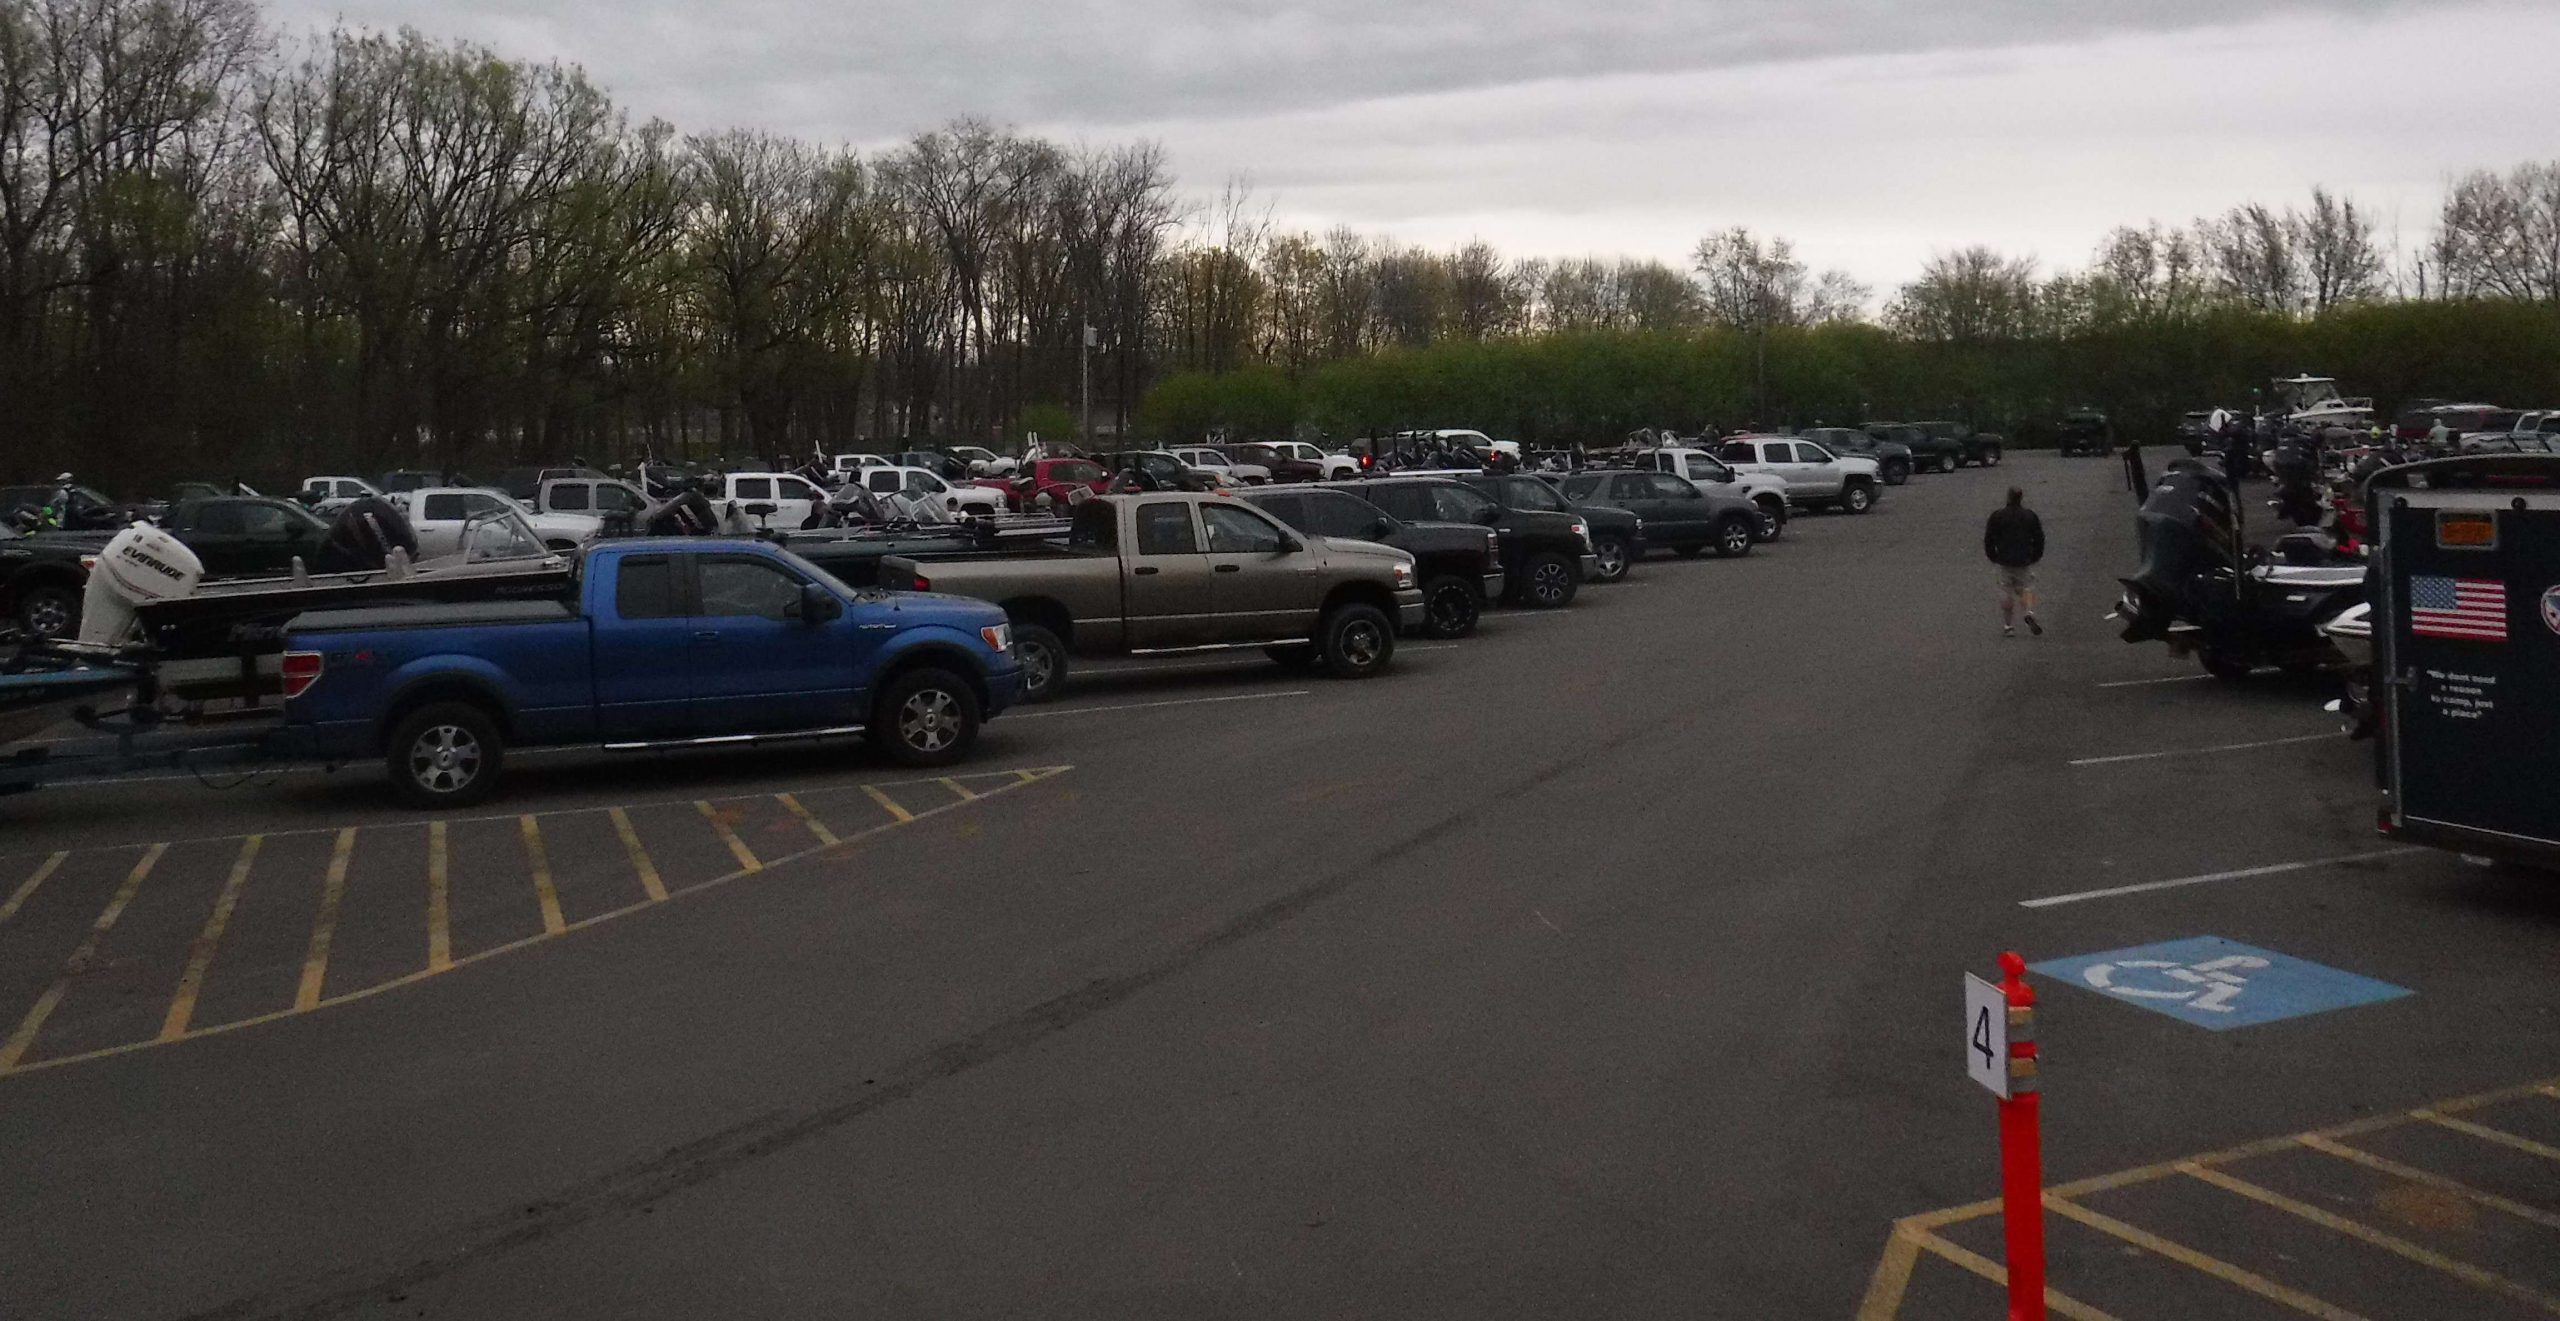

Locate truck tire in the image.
[1011,624,1069,703]
[1317,603,1396,678]
[1938,453,1960,474]
[1589,535,1631,583]
[1978,445,2003,467]
[870,667,980,767]
[386,701,505,809]
[1883,460,1910,485]
[1841,481,1876,514]
[1713,515,1755,558]
[1419,575,1480,639]
[15,584,79,639]
[1518,551,1578,608]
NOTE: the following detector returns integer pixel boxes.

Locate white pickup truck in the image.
[1633,448,1794,540]
[1712,437,1883,514]
[398,487,603,555]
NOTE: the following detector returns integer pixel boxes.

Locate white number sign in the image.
[1965,972,2009,1099]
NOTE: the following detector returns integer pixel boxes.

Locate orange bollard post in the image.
[1998,950,2046,1321]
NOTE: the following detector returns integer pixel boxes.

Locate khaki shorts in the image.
[1997,565,2035,598]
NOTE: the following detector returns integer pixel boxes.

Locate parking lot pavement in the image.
[8,454,2559,1321]
[1862,1074,2560,1320]
[0,766,1068,1079]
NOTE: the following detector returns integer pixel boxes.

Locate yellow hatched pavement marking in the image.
[0,843,168,1071]
[296,829,358,1011]
[1853,1228,1926,1321]
[2182,1161,2560,1315]
[0,851,68,925]
[2045,1194,2371,1321]
[695,800,761,872]
[0,767,1075,1080]
[938,776,979,801]
[521,815,564,935]
[1902,1231,2126,1321]
[426,821,452,971]
[775,794,836,847]
[862,783,914,823]
[609,807,666,902]
[2300,1134,2560,1233]
[161,836,263,1041]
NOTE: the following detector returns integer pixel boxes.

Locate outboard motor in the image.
[2118,461,2239,642]
[317,496,419,572]
[643,489,721,536]
[2270,439,2322,526]
[79,522,204,648]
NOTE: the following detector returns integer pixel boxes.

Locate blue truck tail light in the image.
[280,650,324,699]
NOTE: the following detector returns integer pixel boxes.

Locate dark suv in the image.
[1549,470,1760,558]
[1911,420,2005,467]
[1244,486,1503,638]
[1327,476,1591,608]
[1802,428,1912,484]
[1865,422,1961,474]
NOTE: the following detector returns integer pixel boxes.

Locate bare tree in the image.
[1887,247,2040,343]
[2293,187,2385,313]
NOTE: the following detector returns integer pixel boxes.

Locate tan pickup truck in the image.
[883,492,1425,702]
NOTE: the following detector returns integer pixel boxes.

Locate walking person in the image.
[1984,486,2045,637]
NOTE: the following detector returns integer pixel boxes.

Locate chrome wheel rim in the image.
[1339,619,1385,667]
[407,725,481,795]
[1533,563,1569,603]
[1020,643,1056,694]
[899,689,960,751]
[24,593,72,637]
[1722,524,1750,555]
[1595,542,1625,579]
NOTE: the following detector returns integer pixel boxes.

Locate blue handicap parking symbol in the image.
[2031,936,2411,1031]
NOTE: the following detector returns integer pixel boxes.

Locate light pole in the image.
[1080,323,1097,447]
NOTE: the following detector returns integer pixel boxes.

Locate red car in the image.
[1009,457,1112,511]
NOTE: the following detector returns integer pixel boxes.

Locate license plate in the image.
[2436,510,2497,550]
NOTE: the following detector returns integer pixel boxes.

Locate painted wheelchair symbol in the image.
[2079,954,2270,1013]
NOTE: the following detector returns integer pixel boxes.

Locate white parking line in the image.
[2020,847,2429,909]
[2096,674,2215,689]
[1088,644,1456,677]
[2068,733,2336,768]
[1010,691,1312,721]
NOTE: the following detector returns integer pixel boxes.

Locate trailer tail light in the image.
[910,573,932,591]
[281,650,324,699]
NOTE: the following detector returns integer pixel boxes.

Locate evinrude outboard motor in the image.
[79,522,204,648]
[317,496,419,572]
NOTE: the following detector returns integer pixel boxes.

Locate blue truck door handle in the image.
[1133,566,1159,576]
[693,630,719,644]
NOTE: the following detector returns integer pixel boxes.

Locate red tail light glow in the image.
[911,573,932,591]
[281,650,324,699]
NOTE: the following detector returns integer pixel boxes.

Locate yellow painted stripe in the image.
[0,851,68,925]
[863,783,915,822]
[2184,1162,2560,1314]
[1853,1228,1925,1321]
[0,766,1078,1081]
[776,794,837,847]
[2422,1110,2560,1164]
[609,807,666,902]
[938,776,979,801]
[1906,1231,2126,1321]
[161,836,262,1041]
[1012,768,1040,785]
[426,821,452,971]
[695,801,760,872]
[296,829,357,1011]
[2300,1134,2560,1234]
[0,843,167,1071]
[521,815,564,935]
[2045,1194,2370,1321]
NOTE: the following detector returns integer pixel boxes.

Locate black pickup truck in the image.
[1911,420,2005,467]
[1243,486,1503,637]
[1,496,349,638]
[1327,475,1594,608]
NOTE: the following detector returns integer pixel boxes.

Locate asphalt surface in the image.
[5,453,2558,1320]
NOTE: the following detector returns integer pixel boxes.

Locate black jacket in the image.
[1983,506,2044,567]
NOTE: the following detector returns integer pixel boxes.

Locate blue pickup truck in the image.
[281,539,1021,807]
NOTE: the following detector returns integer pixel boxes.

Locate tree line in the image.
[7,0,2560,493]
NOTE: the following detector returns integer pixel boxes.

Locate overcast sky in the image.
[263,0,2552,290]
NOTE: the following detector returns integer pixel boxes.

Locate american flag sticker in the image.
[2410,575,2508,642]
